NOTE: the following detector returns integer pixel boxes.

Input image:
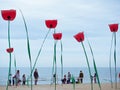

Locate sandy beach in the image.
[0,83,120,90]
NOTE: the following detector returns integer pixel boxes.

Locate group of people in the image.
[8,69,120,86]
[61,72,71,84]
[61,71,97,84]
[61,71,84,84]
[8,68,39,86]
[8,70,21,86]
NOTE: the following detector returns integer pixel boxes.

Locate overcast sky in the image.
[0,0,120,67]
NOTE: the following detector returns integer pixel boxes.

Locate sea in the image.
[0,67,120,86]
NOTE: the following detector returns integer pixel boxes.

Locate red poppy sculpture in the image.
[1,9,16,90]
[74,32,101,90]
[109,24,118,32]
[108,23,119,89]
[19,9,35,90]
[45,19,58,79]
[6,48,14,53]
[53,32,63,90]
[74,32,92,89]
[53,33,62,40]
[45,20,57,29]
[1,9,16,21]
[74,32,84,42]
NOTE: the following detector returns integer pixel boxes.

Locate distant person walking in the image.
[33,69,39,85]
[22,74,26,85]
[93,73,97,83]
[79,71,84,83]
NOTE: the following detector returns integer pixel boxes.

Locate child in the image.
[61,75,66,84]
[22,74,26,85]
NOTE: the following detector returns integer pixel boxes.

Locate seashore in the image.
[0,83,120,90]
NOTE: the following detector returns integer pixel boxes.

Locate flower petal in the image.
[45,20,57,29]
[109,24,118,32]
[74,32,84,42]
[1,9,16,21]
[6,48,14,53]
[53,33,62,40]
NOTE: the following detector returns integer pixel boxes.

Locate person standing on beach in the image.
[22,74,26,85]
[79,71,84,83]
[67,72,71,84]
[12,76,15,86]
[13,70,21,86]
[93,73,97,83]
[33,68,39,85]
[53,74,56,83]
[61,74,67,84]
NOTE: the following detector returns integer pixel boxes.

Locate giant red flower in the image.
[45,20,57,29]
[109,24,118,32]
[6,48,14,53]
[74,32,84,42]
[53,33,62,40]
[1,9,16,21]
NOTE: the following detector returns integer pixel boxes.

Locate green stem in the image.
[19,9,32,90]
[51,29,56,84]
[71,75,75,90]
[52,55,55,82]
[87,38,101,90]
[31,29,50,76]
[114,32,117,89]
[109,33,114,88]
[30,63,32,90]
[8,21,11,48]
[54,41,57,90]
[60,40,63,80]
[81,42,93,90]
[6,21,12,90]
[14,54,17,73]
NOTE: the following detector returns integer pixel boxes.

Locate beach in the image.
[0,83,120,90]
[0,67,120,90]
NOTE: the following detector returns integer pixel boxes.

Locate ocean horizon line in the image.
[0,66,120,68]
